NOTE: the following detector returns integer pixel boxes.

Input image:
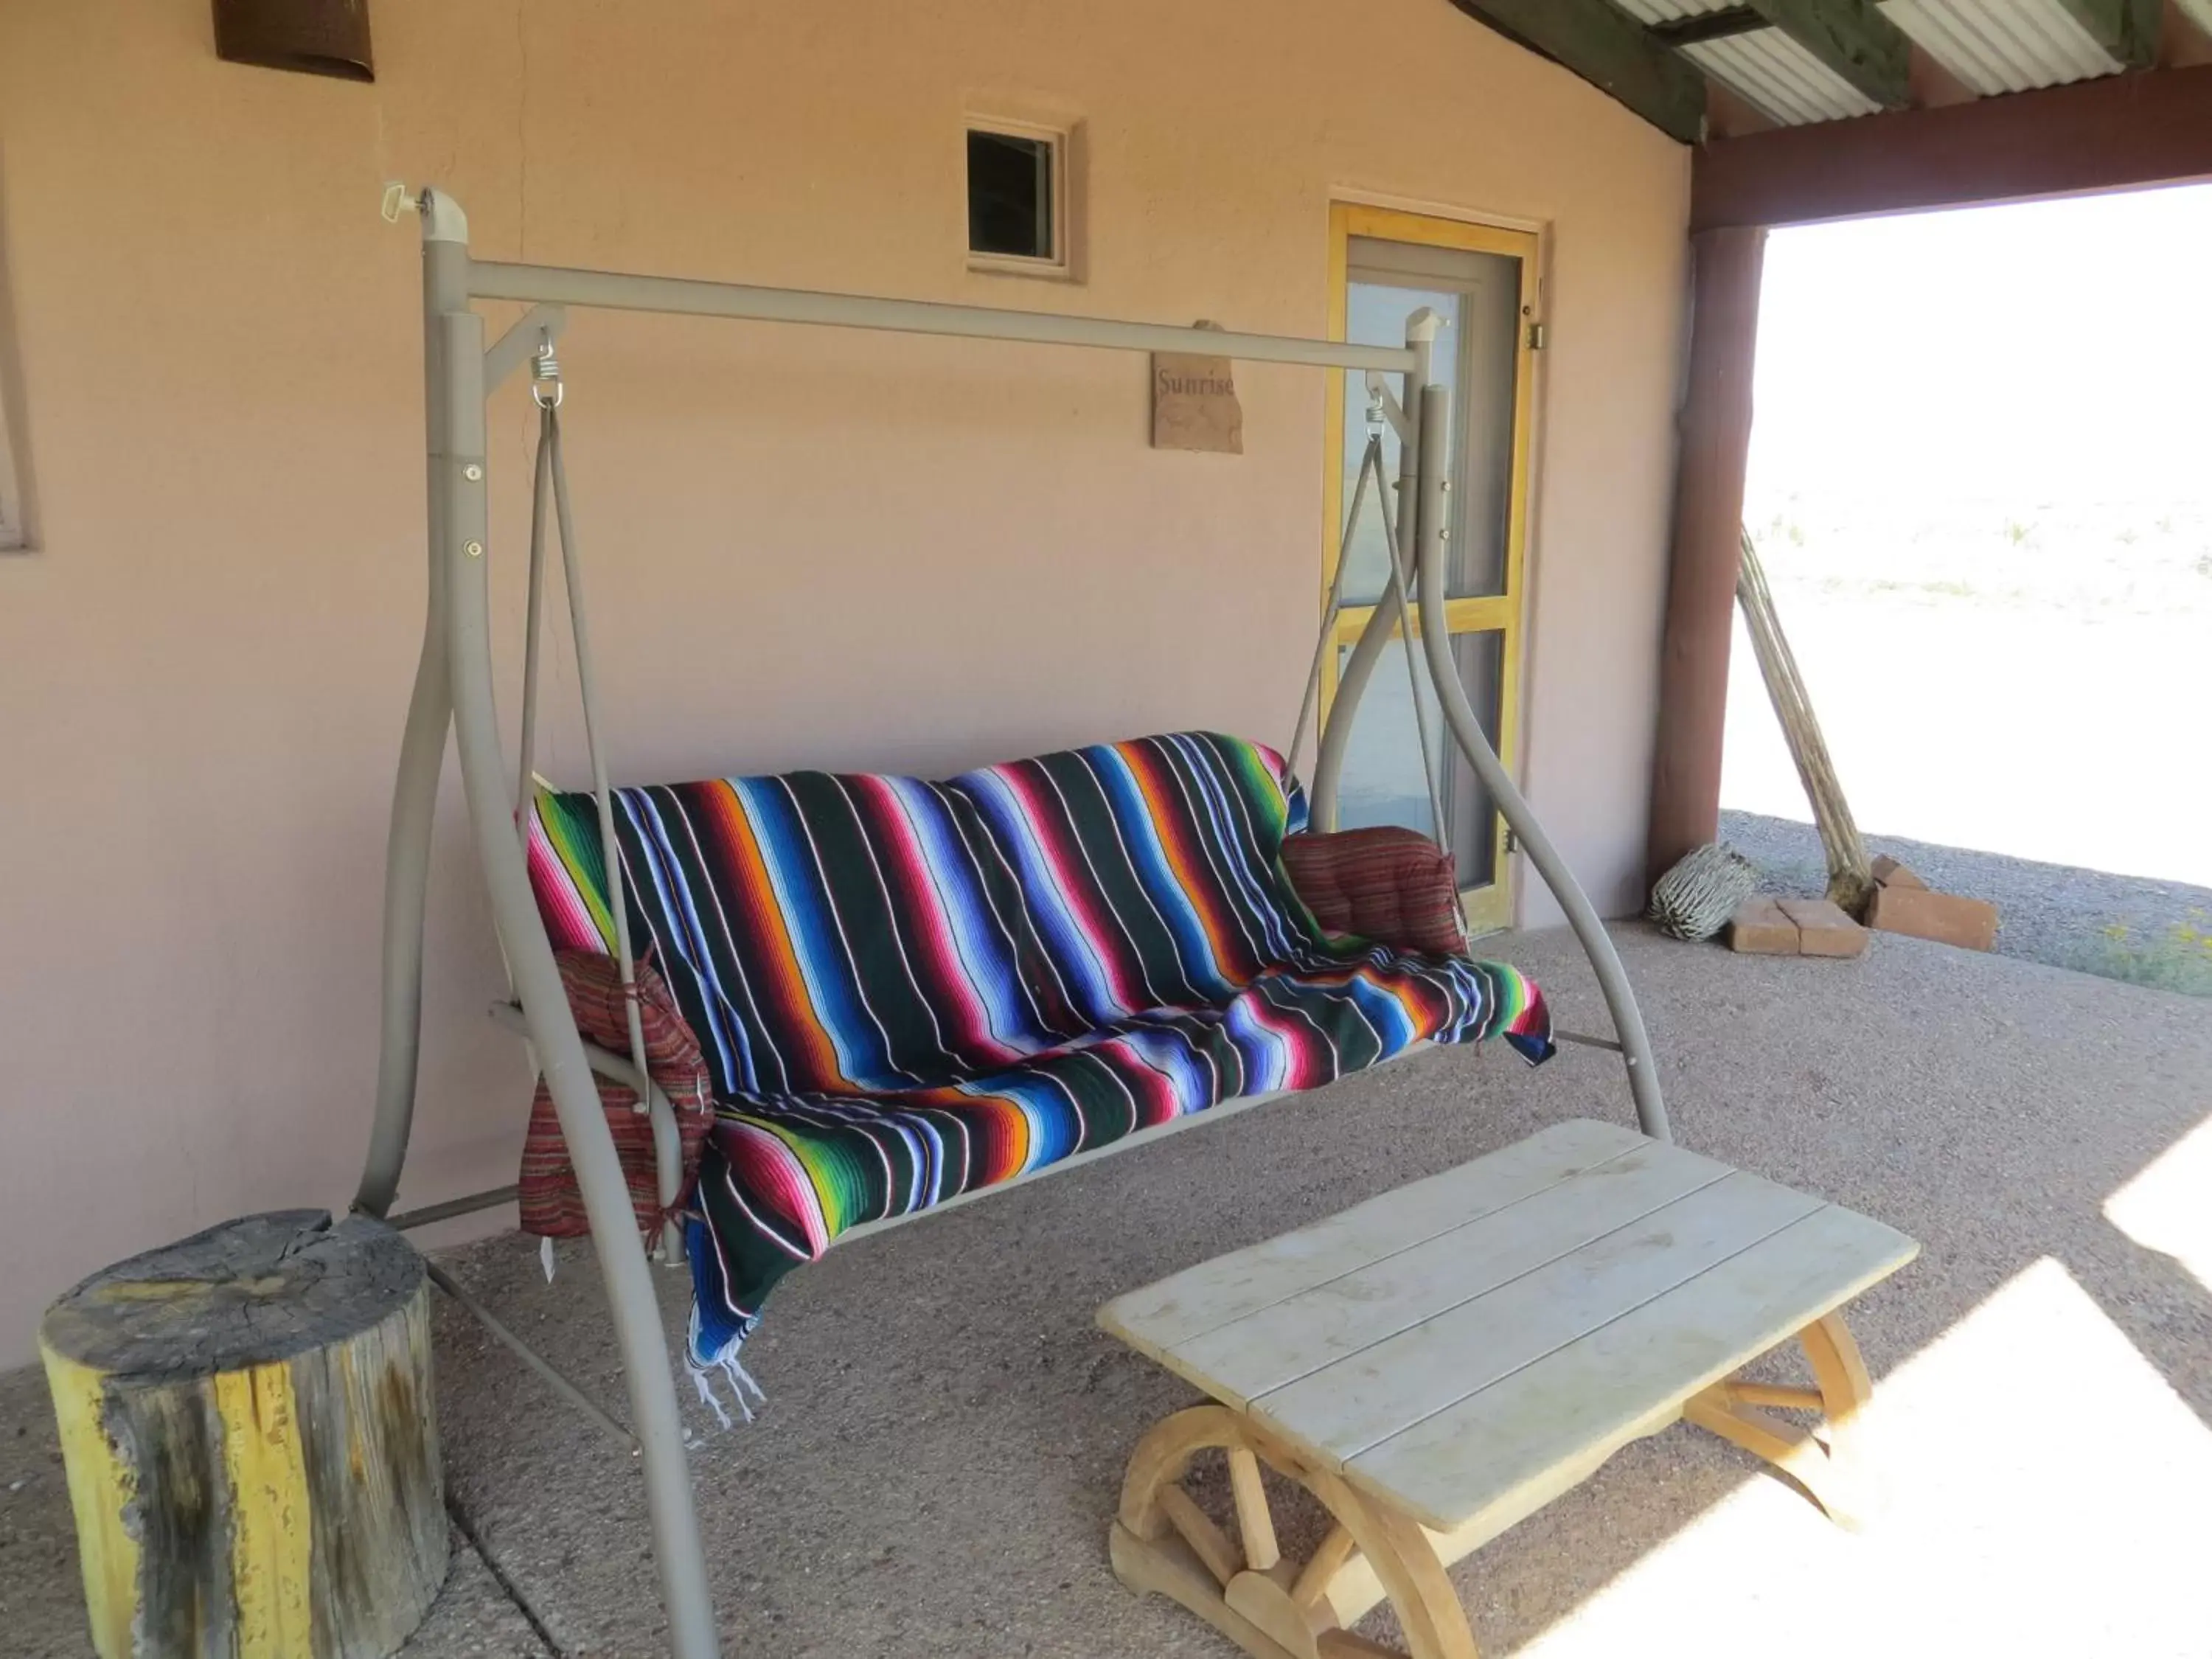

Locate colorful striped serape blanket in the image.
[525,732,1551,1388]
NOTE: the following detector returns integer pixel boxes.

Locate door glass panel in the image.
[1332,628,1503,890]
[1340,237,1520,605]
[1338,279,1458,608]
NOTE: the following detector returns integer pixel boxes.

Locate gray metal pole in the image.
[543,409,681,1260]
[425,1260,639,1453]
[357,226,469,1217]
[1286,439,1379,776]
[515,410,553,845]
[1311,312,1436,831]
[1309,573,1403,833]
[1408,383,1671,1142]
[470,260,1416,373]
[422,196,723,1658]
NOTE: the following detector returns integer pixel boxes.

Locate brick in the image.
[1870,855,1927,890]
[1867,884,1998,952]
[1777,897,1869,959]
[1728,897,1800,955]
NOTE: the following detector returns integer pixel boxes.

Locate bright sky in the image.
[1723,182,2212,880]
[1747,181,2212,509]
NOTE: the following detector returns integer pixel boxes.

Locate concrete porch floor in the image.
[5,924,2209,1657]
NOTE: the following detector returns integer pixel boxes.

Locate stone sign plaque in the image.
[1151,326,1242,454]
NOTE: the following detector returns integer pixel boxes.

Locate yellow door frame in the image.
[1321,202,1540,936]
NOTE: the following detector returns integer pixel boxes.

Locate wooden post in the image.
[1646,225,1767,888]
[39,1211,447,1658]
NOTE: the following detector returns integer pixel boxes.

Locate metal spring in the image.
[532,337,564,407]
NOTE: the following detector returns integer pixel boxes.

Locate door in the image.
[1321,204,1538,936]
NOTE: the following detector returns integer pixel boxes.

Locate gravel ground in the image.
[13,926,2212,1659]
[1721,808,2212,995]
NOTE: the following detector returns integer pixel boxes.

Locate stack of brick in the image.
[1726,895,1868,958]
[1862,855,2000,951]
[1726,857,1999,958]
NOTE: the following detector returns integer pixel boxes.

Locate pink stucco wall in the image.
[0,0,1688,1364]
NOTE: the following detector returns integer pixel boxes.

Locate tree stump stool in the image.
[39,1210,448,1658]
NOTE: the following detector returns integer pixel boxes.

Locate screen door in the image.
[1322,204,1537,936]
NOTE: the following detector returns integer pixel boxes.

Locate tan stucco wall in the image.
[0,1,1686,1365]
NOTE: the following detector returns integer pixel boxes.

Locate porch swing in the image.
[358,187,1669,1659]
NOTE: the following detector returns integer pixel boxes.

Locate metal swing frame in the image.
[355,187,1669,1659]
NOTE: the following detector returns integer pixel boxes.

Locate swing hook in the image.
[531,331,564,408]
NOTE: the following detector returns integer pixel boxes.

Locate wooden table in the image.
[1097,1119,1918,1659]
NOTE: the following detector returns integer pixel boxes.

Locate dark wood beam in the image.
[1647,227,1767,888]
[2056,0,2164,67]
[1745,0,1913,108]
[1445,0,1708,143]
[1693,60,2212,228]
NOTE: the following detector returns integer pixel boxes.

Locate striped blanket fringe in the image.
[526,732,1553,1382]
[684,1304,767,1432]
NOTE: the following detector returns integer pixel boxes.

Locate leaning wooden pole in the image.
[40,1211,446,1658]
[1736,526,1873,917]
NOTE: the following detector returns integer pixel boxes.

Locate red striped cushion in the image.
[517,952,714,1240]
[1280,827,1468,959]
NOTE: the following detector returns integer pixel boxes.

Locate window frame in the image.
[963,115,1071,279]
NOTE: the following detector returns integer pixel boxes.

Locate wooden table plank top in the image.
[1099,1120,1919,1537]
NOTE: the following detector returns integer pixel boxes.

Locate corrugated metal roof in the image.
[1612,0,1883,125]
[1882,0,2121,96]
[1611,0,2136,127]
[1683,29,1882,124]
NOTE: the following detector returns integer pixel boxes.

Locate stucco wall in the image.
[0,0,1687,1365]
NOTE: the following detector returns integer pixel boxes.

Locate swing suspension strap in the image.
[515,336,656,1123]
[1287,397,1451,854]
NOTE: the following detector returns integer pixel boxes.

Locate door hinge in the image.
[1525,322,1546,349]
[1504,827,1520,854]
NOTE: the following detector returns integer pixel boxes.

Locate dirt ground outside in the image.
[1721,491,2212,995]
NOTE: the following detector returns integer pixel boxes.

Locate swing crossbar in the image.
[366,187,1673,1659]
[467,259,1419,372]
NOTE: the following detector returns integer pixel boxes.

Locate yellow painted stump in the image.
[39,1211,448,1658]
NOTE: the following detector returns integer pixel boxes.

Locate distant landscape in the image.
[1722,484,2212,995]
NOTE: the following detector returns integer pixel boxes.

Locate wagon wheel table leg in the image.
[1682,1308,1875,1528]
[1110,1405,1481,1659]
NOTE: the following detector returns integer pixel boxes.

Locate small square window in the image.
[966,120,1066,274]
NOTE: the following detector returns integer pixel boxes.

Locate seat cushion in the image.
[1281,825,1470,959]
[516,951,713,1240]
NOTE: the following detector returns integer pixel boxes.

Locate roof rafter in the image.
[2052,0,2164,66]
[1444,0,1708,143]
[1742,0,1913,108]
